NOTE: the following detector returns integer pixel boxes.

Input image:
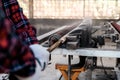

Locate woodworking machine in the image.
[38,18,120,80]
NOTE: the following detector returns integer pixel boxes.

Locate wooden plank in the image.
[29,0,33,18]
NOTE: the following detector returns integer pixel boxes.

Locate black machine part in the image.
[68,28,98,69]
[48,28,105,69]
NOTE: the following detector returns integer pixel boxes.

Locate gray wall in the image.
[29,19,118,36]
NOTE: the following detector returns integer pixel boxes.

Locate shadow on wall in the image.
[29,19,117,36]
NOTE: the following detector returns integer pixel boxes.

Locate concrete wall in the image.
[29,19,118,36]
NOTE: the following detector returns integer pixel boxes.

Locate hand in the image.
[29,44,49,71]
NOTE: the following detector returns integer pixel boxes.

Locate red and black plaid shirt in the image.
[0,0,39,77]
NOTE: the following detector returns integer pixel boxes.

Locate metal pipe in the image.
[37,21,81,44]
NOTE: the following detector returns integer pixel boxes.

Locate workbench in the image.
[50,48,120,80]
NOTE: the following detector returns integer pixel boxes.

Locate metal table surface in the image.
[51,48,120,58]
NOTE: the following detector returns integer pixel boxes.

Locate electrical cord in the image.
[100,57,115,80]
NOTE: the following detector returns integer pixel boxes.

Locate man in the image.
[0,0,49,80]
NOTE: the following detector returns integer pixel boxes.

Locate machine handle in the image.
[47,40,62,52]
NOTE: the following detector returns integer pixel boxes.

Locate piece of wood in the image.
[47,40,63,52]
[29,0,33,18]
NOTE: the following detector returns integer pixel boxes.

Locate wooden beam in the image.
[29,0,33,18]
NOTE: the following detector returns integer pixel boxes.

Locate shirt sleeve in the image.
[0,18,36,76]
[2,0,39,45]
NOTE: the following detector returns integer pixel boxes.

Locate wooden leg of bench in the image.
[60,70,68,80]
[56,64,85,80]
[71,72,81,80]
[60,71,81,80]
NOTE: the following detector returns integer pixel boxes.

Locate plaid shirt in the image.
[2,0,38,45]
[0,0,39,77]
